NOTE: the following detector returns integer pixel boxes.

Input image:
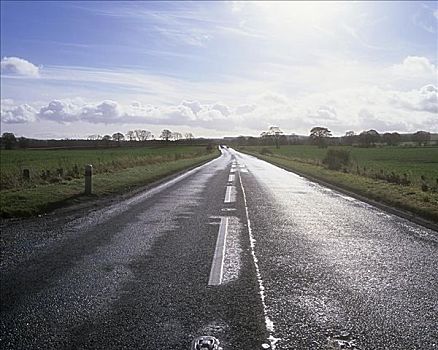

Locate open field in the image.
[240,145,438,222]
[0,145,218,217]
[242,145,438,188]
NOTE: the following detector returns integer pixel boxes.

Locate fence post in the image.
[84,164,93,195]
[22,169,30,180]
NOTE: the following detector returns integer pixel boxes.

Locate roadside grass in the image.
[0,147,218,217]
[244,145,438,188]
[0,145,210,190]
[240,146,438,223]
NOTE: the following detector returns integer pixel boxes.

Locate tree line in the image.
[1,129,196,150]
[87,129,194,142]
[232,126,434,148]
[1,126,434,150]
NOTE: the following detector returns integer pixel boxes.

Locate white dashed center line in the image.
[208,217,229,286]
[224,186,236,203]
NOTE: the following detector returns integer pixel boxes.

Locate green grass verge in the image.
[240,149,438,223]
[242,145,438,187]
[1,145,213,190]
[0,152,218,218]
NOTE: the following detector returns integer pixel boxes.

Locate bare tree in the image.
[263,126,284,148]
[359,129,380,147]
[382,132,401,146]
[343,131,355,146]
[310,126,332,148]
[112,132,125,143]
[136,129,152,141]
[172,132,183,141]
[126,130,136,141]
[160,129,172,141]
[184,132,194,140]
[412,131,431,146]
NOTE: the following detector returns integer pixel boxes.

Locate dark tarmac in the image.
[1,148,437,349]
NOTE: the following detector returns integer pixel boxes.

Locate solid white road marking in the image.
[238,170,280,349]
[225,186,232,202]
[224,186,236,203]
[208,217,229,286]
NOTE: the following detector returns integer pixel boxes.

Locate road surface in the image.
[1,148,437,349]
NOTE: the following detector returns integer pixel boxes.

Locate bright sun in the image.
[253,1,347,30]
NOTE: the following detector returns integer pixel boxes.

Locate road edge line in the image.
[238,170,280,349]
[239,151,438,233]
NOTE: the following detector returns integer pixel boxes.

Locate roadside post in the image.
[84,164,93,195]
[22,169,30,181]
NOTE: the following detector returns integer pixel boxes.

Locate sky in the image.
[1,1,437,139]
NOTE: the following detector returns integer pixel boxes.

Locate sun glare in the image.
[253,1,347,30]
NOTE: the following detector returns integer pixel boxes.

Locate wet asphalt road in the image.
[1,148,437,350]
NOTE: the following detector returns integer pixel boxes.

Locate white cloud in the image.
[309,105,338,120]
[1,99,37,123]
[1,57,40,77]
[211,102,231,116]
[181,100,203,114]
[256,91,290,105]
[38,99,83,122]
[389,84,438,113]
[29,99,234,129]
[2,56,438,135]
[391,56,437,78]
[358,108,409,132]
[234,104,256,115]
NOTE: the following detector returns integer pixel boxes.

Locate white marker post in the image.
[84,164,93,195]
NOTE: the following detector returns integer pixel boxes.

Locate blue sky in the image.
[1,1,437,139]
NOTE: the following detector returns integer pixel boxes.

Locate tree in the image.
[310,127,332,148]
[412,131,431,146]
[236,136,246,146]
[342,131,356,146]
[112,132,125,143]
[288,133,299,145]
[18,137,29,149]
[382,132,401,146]
[172,132,183,141]
[136,129,152,141]
[160,129,172,141]
[126,130,136,141]
[2,132,17,150]
[359,129,380,147]
[184,132,194,140]
[263,126,284,148]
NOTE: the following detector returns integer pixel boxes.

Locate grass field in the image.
[0,145,218,217]
[243,145,438,188]
[1,146,212,190]
[240,145,438,223]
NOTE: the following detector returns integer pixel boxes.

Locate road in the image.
[1,148,437,350]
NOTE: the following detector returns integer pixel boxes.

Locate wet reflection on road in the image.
[233,150,438,350]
